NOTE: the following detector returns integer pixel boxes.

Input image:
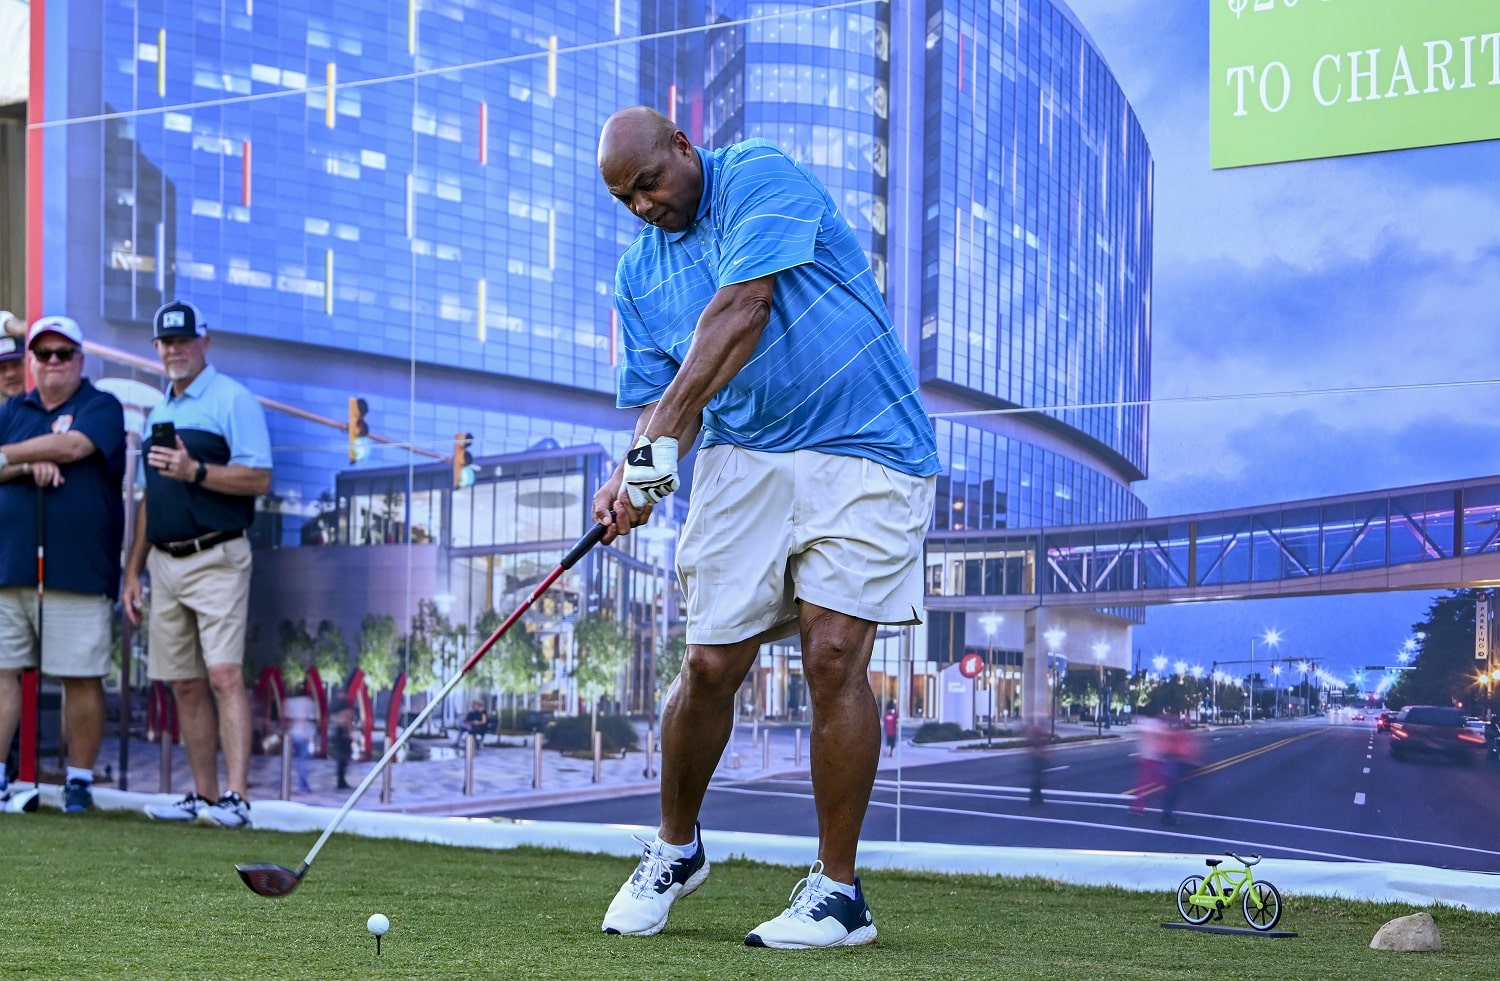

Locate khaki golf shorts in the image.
[676,445,935,646]
[0,587,113,677]
[147,536,253,680]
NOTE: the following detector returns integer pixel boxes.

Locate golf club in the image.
[237,519,610,897]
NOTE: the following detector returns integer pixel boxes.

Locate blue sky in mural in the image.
[1066,0,1500,681]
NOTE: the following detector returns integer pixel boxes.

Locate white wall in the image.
[0,0,26,107]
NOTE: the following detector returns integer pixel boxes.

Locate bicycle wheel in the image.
[1176,875,1214,924]
[1243,879,1283,931]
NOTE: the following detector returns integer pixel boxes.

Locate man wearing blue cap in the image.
[0,316,126,813]
[122,300,272,829]
[0,315,25,399]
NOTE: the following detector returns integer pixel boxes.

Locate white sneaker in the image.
[196,792,252,828]
[1,785,40,813]
[744,862,877,949]
[602,823,709,936]
[145,793,211,822]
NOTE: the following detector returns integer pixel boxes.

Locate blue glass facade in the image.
[917,0,1151,526]
[36,0,1151,683]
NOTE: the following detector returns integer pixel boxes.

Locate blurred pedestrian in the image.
[1025,720,1049,807]
[1159,719,1202,826]
[0,316,126,813]
[882,701,899,757]
[329,698,354,790]
[1131,706,1168,816]
[124,300,272,828]
[282,689,316,794]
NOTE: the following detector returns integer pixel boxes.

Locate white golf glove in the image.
[623,435,680,508]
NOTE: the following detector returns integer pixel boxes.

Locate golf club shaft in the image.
[295,521,610,871]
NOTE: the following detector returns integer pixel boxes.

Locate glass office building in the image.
[31,0,1150,717]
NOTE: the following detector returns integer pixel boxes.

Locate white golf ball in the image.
[366,913,390,936]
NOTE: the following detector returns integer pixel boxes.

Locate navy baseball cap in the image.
[153,300,209,339]
[0,334,20,362]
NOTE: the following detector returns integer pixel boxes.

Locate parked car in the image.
[1388,706,1487,764]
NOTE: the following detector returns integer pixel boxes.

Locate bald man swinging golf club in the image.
[594,106,939,949]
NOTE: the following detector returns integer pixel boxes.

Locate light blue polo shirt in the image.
[614,140,940,478]
[141,363,272,542]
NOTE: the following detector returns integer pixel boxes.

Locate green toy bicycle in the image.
[1175,852,1283,931]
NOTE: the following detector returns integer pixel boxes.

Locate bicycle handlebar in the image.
[1224,852,1261,866]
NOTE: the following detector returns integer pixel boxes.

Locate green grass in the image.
[3,810,1495,980]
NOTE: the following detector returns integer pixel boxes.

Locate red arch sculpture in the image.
[386,672,407,757]
[343,669,375,759]
[146,681,179,744]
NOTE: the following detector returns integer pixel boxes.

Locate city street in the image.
[493,715,1500,873]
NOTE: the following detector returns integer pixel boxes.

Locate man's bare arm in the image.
[642,273,774,443]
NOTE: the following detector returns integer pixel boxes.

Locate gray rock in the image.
[1369,911,1442,952]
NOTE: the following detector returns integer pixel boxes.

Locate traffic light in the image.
[348,397,370,463]
[453,431,475,488]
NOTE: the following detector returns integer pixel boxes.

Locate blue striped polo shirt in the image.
[614,139,940,478]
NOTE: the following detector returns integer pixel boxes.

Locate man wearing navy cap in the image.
[0,313,24,399]
[123,300,272,828]
[0,316,126,813]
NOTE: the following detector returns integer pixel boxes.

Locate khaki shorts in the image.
[0,588,113,677]
[677,445,935,645]
[147,536,253,680]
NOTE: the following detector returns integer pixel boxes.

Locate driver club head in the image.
[236,862,305,897]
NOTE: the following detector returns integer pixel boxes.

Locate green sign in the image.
[1210,0,1500,168]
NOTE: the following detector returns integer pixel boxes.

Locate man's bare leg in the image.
[657,636,761,844]
[0,670,20,782]
[799,602,878,885]
[172,678,222,801]
[59,676,105,771]
[208,663,252,798]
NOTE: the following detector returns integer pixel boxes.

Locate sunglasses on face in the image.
[32,347,79,363]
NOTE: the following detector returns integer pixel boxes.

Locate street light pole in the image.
[1092,641,1110,736]
[1248,628,1282,723]
[1043,628,1065,740]
[980,615,1002,747]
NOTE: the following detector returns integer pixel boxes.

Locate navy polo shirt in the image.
[0,380,127,599]
[141,364,272,543]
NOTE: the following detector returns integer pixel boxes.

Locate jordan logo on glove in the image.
[623,434,680,508]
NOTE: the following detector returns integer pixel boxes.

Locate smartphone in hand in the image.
[149,423,177,470]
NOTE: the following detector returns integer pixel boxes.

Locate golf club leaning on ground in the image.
[237,519,611,897]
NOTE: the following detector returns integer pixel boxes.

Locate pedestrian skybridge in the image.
[924,473,1500,613]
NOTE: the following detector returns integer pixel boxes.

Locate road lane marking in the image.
[1363,767,1370,774]
[730,781,1500,862]
[724,784,1470,864]
[1354,792,1366,805]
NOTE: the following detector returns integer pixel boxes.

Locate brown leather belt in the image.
[156,528,244,558]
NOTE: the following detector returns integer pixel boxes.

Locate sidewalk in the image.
[86,718,1108,817]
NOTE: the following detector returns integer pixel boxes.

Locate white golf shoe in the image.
[744,862,877,949]
[602,823,709,936]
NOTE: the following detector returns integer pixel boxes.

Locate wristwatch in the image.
[193,460,208,485]
[0,451,8,469]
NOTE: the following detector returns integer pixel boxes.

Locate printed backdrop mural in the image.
[22,0,1500,873]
